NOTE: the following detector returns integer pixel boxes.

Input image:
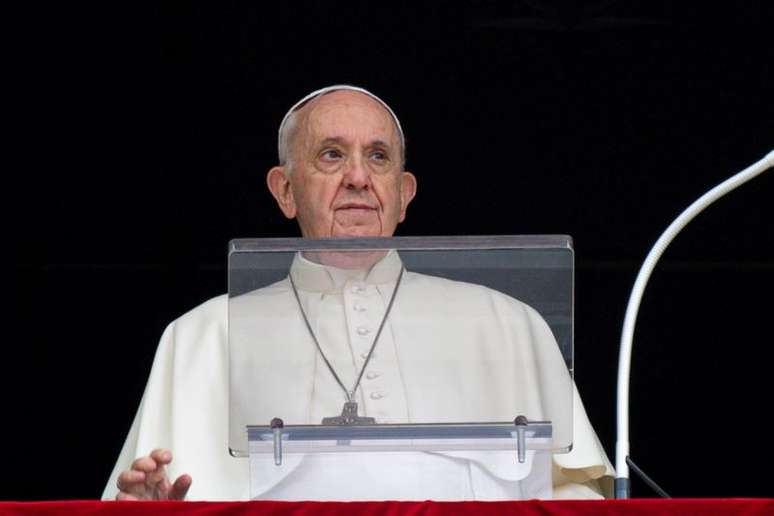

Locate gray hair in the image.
[277,84,406,171]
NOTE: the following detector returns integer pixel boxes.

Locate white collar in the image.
[290,250,403,293]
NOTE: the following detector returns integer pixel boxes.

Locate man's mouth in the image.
[332,202,381,236]
[336,203,377,212]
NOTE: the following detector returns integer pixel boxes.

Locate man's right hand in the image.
[115,448,192,501]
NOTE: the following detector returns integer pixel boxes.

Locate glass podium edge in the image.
[229,235,573,253]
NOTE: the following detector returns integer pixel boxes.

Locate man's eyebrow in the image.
[317,137,394,149]
[318,137,347,147]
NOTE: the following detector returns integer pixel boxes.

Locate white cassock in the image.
[103,251,614,501]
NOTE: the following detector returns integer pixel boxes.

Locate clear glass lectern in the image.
[228,236,574,500]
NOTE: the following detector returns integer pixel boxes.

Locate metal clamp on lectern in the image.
[514,415,529,464]
[270,417,283,465]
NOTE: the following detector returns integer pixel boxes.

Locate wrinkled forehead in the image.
[278,85,405,159]
[301,91,400,145]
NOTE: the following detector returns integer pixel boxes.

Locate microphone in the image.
[614,149,774,499]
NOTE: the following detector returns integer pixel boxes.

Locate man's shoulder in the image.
[405,272,531,309]
[170,293,228,332]
[402,271,552,329]
[227,278,293,314]
[147,294,230,358]
[179,293,228,318]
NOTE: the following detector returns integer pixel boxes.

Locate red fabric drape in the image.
[1,499,772,516]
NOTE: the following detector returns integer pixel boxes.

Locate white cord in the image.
[615,149,774,491]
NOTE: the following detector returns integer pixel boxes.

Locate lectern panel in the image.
[228,236,574,456]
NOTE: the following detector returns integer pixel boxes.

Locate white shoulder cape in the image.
[103,292,614,500]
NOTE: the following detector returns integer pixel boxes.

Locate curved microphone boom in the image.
[615,149,774,499]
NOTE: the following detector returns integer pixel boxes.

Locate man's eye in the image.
[320,149,342,160]
[370,150,387,161]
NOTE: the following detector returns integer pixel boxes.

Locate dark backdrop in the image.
[8,1,773,501]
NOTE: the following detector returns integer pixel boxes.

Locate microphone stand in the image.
[615,149,774,498]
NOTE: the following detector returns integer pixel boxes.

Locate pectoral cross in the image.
[322,401,376,425]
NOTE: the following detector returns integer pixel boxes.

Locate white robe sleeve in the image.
[524,302,615,498]
[102,321,177,500]
[551,387,615,498]
[101,295,249,501]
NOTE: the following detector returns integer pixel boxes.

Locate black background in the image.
[7,1,773,501]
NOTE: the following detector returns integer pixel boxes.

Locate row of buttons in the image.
[349,283,389,406]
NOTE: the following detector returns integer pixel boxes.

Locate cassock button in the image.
[366,371,381,380]
[351,285,365,294]
[357,326,370,336]
[353,303,366,312]
[369,391,385,400]
[360,351,373,360]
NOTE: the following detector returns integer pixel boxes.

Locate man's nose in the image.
[343,156,370,190]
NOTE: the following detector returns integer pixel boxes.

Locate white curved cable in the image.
[615,149,774,498]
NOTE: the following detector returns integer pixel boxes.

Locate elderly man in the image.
[105,85,613,501]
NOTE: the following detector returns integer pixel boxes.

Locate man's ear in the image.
[398,171,417,223]
[266,166,297,219]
